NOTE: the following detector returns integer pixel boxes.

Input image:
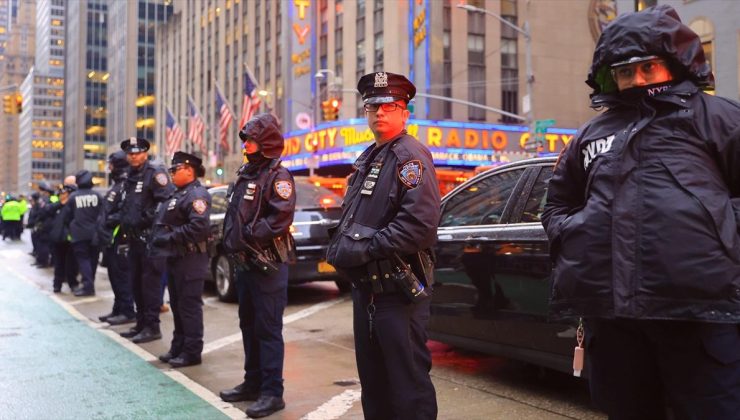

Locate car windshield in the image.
[294,178,343,209]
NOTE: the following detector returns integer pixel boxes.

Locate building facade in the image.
[106,0,172,157]
[63,0,108,184]
[17,0,64,192]
[0,0,33,193]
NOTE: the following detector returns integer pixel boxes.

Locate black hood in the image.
[239,113,285,159]
[75,170,94,189]
[587,5,714,97]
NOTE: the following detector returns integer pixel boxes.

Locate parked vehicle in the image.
[430,156,577,374]
[207,177,346,302]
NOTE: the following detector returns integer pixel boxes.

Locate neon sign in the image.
[292,0,311,77]
[281,119,576,170]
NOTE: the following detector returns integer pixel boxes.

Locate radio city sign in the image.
[280,119,575,169]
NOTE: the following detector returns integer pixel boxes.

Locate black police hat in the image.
[38,181,55,194]
[357,72,416,104]
[170,151,206,177]
[108,150,129,170]
[120,137,150,153]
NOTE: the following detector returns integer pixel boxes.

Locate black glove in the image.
[152,233,172,247]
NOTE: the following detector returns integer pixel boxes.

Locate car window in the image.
[440,168,525,227]
[294,179,343,209]
[210,189,228,214]
[520,166,554,223]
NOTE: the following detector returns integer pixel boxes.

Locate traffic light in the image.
[3,93,22,114]
[215,165,224,177]
[321,98,341,121]
[3,95,13,114]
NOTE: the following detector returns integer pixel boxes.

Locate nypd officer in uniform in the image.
[98,151,136,325]
[151,152,211,368]
[326,72,440,420]
[219,113,296,418]
[116,137,174,343]
[64,170,102,297]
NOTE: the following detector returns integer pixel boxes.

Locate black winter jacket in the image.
[542,5,740,323]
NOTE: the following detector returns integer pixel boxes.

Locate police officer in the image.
[543,6,740,418]
[47,181,79,293]
[326,72,440,420]
[219,113,296,418]
[98,151,136,325]
[151,152,211,368]
[116,137,174,343]
[63,170,102,297]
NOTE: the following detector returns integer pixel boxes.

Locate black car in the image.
[207,177,346,302]
[430,156,577,374]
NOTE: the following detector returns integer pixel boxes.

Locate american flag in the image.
[238,68,261,130]
[164,106,184,156]
[187,96,206,152]
[215,85,233,153]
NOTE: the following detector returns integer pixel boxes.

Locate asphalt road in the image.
[1,233,606,419]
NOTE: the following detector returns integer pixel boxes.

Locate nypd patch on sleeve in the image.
[155,173,169,186]
[274,180,293,200]
[398,160,423,188]
[192,198,208,215]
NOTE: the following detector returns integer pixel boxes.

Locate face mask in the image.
[246,152,265,163]
[619,81,673,101]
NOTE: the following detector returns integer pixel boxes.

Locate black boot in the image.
[131,326,162,343]
[219,382,260,402]
[120,327,142,338]
[158,350,179,363]
[99,312,116,322]
[107,314,136,326]
[246,396,285,418]
[168,354,202,368]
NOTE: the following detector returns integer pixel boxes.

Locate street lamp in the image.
[457,3,534,135]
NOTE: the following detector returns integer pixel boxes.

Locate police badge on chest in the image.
[244,182,257,201]
[167,198,177,211]
[361,163,383,196]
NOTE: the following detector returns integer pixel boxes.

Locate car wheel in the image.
[213,254,237,302]
[335,280,352,294]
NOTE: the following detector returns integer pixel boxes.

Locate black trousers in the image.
[104,238,134,317]
[585,318,740,420]
[51,241,78,291]
[128,240,165,329]
[236,263,288,398]
[71,240,99,293]
[352,287,437,420]
[166,253,206,357]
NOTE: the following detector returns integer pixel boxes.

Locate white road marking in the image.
[2,258,242,418]
[163,370,245,419]
[300,389,362,420]
[202,296,348,355]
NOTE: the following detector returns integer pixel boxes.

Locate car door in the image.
[431,165,531,348]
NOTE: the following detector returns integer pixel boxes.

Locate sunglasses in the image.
[363,103,407,113]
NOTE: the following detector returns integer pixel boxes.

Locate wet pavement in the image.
[0,233,605,419]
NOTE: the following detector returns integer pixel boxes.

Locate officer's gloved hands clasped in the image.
[152,233,173,247]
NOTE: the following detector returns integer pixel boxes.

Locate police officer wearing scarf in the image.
[326,72,440,420]
[149,152,211,368]
[98,151,136,325]
[218,113,296,418]
[116,137,174,343]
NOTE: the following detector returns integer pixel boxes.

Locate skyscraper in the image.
[17,0,65,191]
[63,0,108,184]
[106,0,172,154]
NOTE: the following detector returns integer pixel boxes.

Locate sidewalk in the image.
[0,247,229,420]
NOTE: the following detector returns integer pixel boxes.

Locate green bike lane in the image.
[0,259,230,420]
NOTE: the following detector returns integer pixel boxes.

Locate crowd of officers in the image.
[13,70,440,419]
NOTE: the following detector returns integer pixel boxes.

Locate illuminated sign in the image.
[281,119,576,170]
[291,0,311,78]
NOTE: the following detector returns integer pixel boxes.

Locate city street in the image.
[0,232,605,420]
